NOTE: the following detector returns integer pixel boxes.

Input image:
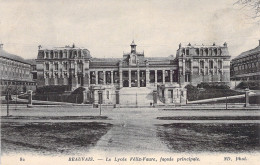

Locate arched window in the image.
[186,49,189,55]
[200,49,203,56]
[131,55,136,64]
[59,51,63,58]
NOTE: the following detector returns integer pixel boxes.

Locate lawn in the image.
[1,122,112,155]
[157,123,260,152]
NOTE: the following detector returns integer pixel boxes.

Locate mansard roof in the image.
[89,55,176,67]
[0,49,31,65]
[39,44,87,50]
[180,44,226,49]
[37,44,92,59]
[89,58,121,67]
[26,59,37,65]
[233,45,260,60]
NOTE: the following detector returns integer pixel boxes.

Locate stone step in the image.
[119,87,154,105]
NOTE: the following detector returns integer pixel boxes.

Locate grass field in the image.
[1,122,112,155]
[157,123,260,153]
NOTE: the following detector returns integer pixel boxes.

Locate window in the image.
[200,49,203,56]
[165,70,170,82]
[218,60,222,68]
[186,49,189,55]
[45,52,49,59]
[55,63,58,70]
[64,63,68,70]
[59,51,63,58]
[214,49,217,55]
[162,90,164,98]
[46,63,49,70]
[209,61,213,69]
[196,49,199,55]
[168,90,173,98]
[90,71,96,84]
[131,55,136,64]
[185,74,190,82]
[150,70,155,83]
[107,91,109,99]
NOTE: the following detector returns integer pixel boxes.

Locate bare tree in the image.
[234,0,260,22]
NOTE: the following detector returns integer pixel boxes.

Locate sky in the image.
[0,0,259,59]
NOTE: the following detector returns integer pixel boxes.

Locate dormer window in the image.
[132,55,136,64]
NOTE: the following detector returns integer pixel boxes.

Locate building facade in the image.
[0,44,36,94]
[230,40,260,81]
[176,42,231,86]
[36,41,230,105]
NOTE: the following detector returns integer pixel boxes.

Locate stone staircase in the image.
[119,87,154,106]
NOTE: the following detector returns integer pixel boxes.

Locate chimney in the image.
[0,43,3,49]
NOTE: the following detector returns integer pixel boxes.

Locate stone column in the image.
[198,60,201,75]
[146,69,150,86]
[103,71,106,85]
[58,61,62,78]
[111,71,114,85]
[95,70,98,85]
[170,70,173,84]
[162,69,165,84]
[203,59,205,75]
[119,70,122,87]
[43,62,46,72]
[216,59,219,75]
[87,70,90,86]
[190,59,193,75]
[137,69,140,88]
[183,59,185,76]
[74,61,77,74]
[155,70,157,86]
[212,59,214,75]
[207,59,210,75]
[82,62,85,76]
[221,59,224,75]
[164,89,168,104]
[129,69,131,87]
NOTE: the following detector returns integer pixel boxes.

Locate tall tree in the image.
[234,0,260,22]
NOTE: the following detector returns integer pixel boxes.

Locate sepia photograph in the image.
[0,0,260,164]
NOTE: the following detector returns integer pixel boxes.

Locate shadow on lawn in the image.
[157,123,260,153]
[1,122,113,155]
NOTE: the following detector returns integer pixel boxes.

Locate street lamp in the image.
[5,84,12,116]
[98,90,102,116]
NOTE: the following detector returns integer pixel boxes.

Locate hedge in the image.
[185,84,244,101]
[236,81,260,90]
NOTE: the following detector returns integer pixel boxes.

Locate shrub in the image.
[185,84,199,101]
[36,85,70,94]
[186,83,244,101]
[197,82,230,90]
[31,87,85,103]
[236,81,260,90]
